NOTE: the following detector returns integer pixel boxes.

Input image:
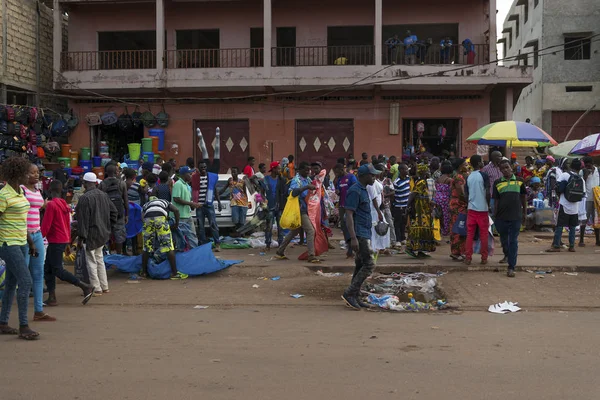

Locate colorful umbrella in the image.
[467,121,557,147]
[570,133,600,156]
[547,140,580,159]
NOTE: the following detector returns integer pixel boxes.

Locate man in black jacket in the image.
[264,161,287,250]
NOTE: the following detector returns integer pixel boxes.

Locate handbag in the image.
[451,212,467,236]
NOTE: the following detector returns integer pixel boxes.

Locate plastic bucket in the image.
[142,152,154,163]
[148,129,165,151]
[79,160,92,172]
[64,167,72,176]
[128,143,141,161]
[151,136,159,153]
[92,156,102,167]
[80,147,91,161]
[92,167,105,180]
[101,158,112,167]
[156,150,165,161]
[141,138,153,153]
[61,144,72,158]
[70,151,79,166]
[58,157,71,168]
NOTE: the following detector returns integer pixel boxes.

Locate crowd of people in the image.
[384,31,477,65]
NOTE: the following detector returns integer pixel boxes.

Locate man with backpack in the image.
[99,163,129,254]
[548,159,586,252]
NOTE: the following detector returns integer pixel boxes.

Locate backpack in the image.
[103,177,125,218]
[85,112,102,126]
[564,172,585,203]
[156,104,169,128]
[5,106,15,121]
[101,111,118,126]
[131,106,143,129]
[118,108,133,133]
[51,119,69,137]
[140,109,156,128]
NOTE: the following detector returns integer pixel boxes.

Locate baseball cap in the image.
[358,163,380,176]
[83,172,101,184]
[119,162,128,169]
[179,166,192,175]
[269,161,280,171]
[511,152,517,159]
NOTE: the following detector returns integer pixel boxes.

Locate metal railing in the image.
[61,50,157,71]
[272,46,375,66]
[382,43,488,65]
[166,48,264,68]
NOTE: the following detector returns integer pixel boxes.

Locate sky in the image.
[496,0,513,59]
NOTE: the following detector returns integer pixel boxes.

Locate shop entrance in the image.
[402,118,460,157]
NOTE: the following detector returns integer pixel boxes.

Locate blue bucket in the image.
[142,152,154,163]
[79,160,92,173]
[92,156,102,167]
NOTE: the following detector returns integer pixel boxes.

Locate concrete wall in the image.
[67,95,490,165]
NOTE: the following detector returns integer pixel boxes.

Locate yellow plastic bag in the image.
[280,193,301,230]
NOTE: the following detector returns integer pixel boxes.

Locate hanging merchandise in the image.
[85,112,102,126]
[156,104,169,128]
[64,109,79,131]
[5,106,15,122]
[131,106,143,129]
[141,106,156,128]
[416,120,425,140]
[51,117,69,137]
[15,106,29,125]
[101,110,119,126]
[118,107,133,133]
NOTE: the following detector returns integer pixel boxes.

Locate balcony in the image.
[271,46,375,66]
[382,44,488,65]
[61,50,157,71]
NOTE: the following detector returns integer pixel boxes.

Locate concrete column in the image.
[52,0,62,86]
[505,87,514,121]
[489,0,497,62]
[156,0,165,72]
[374,0,382,66]
[263,0,272,71]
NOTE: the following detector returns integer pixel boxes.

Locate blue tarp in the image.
[104,243,242,280]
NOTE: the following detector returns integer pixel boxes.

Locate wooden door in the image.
[194,120,250,173]
[295,119,354,169]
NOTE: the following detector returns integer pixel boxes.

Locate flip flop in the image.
[33,313,56,322]
[18,331,40,341]
[273,254,288,260]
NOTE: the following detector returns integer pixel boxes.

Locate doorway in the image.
[250,27,264,67]
[275,27,296,66]
[402,118,461,157]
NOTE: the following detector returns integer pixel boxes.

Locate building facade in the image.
[500,0,600,142]
[56,0,532,169]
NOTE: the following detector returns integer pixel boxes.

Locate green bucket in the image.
[80,147,91,161]
[141,138,153,153]
[128,143,141,161]
[57,157,71,168]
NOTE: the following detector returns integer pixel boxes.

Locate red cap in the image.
[269,161,280,171]
[511,152,517,159]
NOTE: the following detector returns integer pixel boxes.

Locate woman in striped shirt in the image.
[0,157,40,340]
[22,163,55,322]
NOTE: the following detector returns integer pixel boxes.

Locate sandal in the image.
[33,313,57,322]
[307,257,322,264]
[102,289,110,293]
[273,254,288,260]
[18,330,40,341]
[93,291,103,297]
[0,325,18,335]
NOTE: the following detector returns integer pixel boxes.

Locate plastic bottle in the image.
[408,292,416,305]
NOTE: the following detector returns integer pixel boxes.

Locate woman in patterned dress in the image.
[449,158,469,261]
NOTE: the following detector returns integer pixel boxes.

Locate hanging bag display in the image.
[118,107,133,133]
[101,109,119,126]
[85,112,102,126]
[131,106,143,129]
[140,106,156,128]
[64,109,79,131]
[156,104,169,128]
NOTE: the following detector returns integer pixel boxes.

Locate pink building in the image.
[54,0,532,169]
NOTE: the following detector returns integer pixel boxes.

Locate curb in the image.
[305,264,600,274]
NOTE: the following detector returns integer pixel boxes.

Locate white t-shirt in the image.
[580,166,599,199]
[367,180,384,225]
[558,171,586,215]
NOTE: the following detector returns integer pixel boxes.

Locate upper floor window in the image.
[564,35,591,60]
[98,30,157,69]
[176,29,220,68]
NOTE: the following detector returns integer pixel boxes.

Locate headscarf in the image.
[280,157,289,168]
[417,163,429,176]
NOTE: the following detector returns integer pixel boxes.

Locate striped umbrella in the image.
[570,133,600,156]
[467,121,558,147]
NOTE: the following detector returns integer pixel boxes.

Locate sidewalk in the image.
[216,230,600,274]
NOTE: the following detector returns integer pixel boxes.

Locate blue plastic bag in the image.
[451,213,467,236]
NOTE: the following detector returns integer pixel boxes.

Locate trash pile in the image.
[362,272,447,312]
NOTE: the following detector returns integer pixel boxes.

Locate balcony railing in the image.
[60,43,488,71]
[382,43,488,65]
[166,48,264,68]
[61,50,157,71]
[272,46,375,66]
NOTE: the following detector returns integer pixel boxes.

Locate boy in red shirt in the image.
[42,180,94,306]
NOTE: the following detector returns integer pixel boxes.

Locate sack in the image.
[280,193,301,229]
[156,104,169,127]
[74,245,90,285]
[564,172,585,203]
[131,106,143,128]
[101,111,118,126]
[474,232,495,257]
[103,176,125,218]
[451,212,467,236]
[85,112,102,126]
[118,108,133,132]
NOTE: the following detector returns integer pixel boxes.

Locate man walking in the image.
[275,162,319,262]
[493,159,527,277]
[579,156,599,247]
[243,156,256,178]
[393,163,411,247]
[42,180,94,306]
[264,161,287,250]
[334,163,358,257]
[171,166,199,251]
[191,160,222,251]
[341,164,380,310]
[548,159,586,252]
[75,172,118,296]
[99,163,128,254]
[464,155,490,265]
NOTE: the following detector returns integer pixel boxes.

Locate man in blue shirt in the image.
[334,163,358,257]
[264,161,287,250]
[403,30,418,64]
[440,37,453,64]
[464,155,490,265]
[275,162,319,262]
[341,163,380,310]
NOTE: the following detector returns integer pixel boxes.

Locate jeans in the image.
[553,225,577,249]
[392,207,408,243]
[553,206,578,248]
[495,219,521,270]
[345,237,375,296]
[172,217,199,251]
[45,243,80,292]
[0,244,32,326]
[265,209,283,247]
[196,205,220,245]
[277,213,315,257]
[231,205,247,226]
[465,210,489,261]
[24,231,45,313]
[85,246,109,292]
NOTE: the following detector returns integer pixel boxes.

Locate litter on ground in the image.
[290,294,304,298]
[316,270,344,277]
[488,301,521,314]
[193,305,209,309]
